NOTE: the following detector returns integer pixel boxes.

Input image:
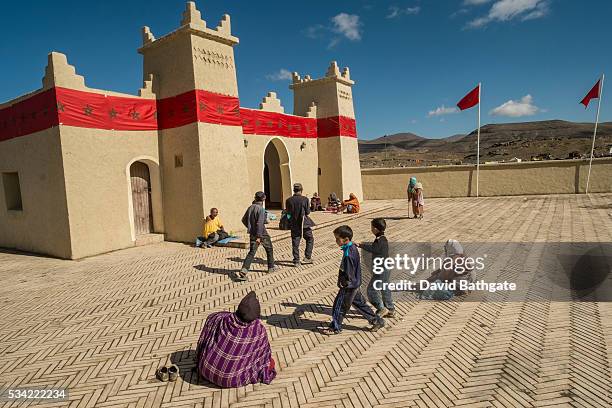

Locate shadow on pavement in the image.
[169,349,223,388]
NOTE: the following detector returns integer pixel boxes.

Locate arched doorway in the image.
[130,161,154,235]
[263,139,291,209]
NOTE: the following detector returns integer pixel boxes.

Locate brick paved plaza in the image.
[1,195,612,408]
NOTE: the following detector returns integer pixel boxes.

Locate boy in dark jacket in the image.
[359,218,395,318]
[233,192,279,282]
[320,225,385,335]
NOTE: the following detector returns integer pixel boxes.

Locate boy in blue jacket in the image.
[320,225,385,335]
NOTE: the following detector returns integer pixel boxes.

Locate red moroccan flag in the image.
[580,79,601,108]
[457,84,480,110]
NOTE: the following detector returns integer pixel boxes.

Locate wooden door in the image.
[130,162,153,235]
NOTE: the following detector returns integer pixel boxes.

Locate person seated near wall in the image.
[196,208,225,248]
[310,192,323,211]
[420,240,474,300]
[340,193,360,214]
[195,291,276,387]
[326,192,342,213]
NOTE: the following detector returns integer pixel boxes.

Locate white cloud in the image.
[467,0,550,28]
[490,94,541,117]
[331,13,362,41]
[463,0,492,5]
[428,105,459,117]
[387,6,421,19]
[266,69,292,81]
[306,13,362,48]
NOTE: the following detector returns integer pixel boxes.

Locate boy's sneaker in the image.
[268,265,281,273]
[319,327,340,335]
[369,319,385,332]
[386,309,396,318]
[301,258,314,265]
[292,261,300,267]
[376,307,389,318]
[230,270,248,282]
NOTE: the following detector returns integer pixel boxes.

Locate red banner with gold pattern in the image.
[0,89,58,142]
[240,108,317,138]
[0,87,357,141]
[317,116,357,138]
[56,87,157,130]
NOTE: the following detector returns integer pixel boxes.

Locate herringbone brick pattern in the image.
[1,194,611,407]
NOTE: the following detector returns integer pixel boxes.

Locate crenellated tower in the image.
[137,2,251,240]
[290,62,363,202]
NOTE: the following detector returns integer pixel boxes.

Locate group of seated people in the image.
[310,192,360,214]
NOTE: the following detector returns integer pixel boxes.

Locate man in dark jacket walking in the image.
[285,183,315,266]
[234,191,279,282]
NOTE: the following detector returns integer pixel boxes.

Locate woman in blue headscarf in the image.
[407,177,418,218]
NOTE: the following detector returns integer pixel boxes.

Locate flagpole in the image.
[476,82,481,197]
[586,74,604,194]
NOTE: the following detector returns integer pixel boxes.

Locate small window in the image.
[2,172,23,211]
[174,154,183,168]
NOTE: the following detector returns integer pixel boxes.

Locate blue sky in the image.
[1,0,611,139]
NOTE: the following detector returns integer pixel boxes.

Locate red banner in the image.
[317,116,357,138]
[197,90,241,126]
[0,89,58,142]
[56,87,157,130]
[240,108,317,138]
[1,87,357,142]
[156,90,197,129]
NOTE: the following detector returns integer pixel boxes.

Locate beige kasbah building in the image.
[0,2,363,259]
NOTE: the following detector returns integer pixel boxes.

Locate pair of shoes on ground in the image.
[156,364,179,382]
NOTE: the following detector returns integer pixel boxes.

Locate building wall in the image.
[244,135,318,207]
[59,126,161,259]
[362,158,612,199]
[197,122,252,236]
[0,127,72,258]
[159,123,204,242]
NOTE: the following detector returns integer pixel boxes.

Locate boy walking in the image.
[359,218,395,318]
[320,225,385,335]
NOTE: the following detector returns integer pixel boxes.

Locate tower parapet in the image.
[290,61,355,119]
[290,61,363,201]
[42,52,86,90]
[259,92,284,113]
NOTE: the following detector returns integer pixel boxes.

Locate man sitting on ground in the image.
[341,193,360,214]
[196,208,224,248]
[310,192,323,211]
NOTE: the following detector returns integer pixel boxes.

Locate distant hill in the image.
[359,120,612,168]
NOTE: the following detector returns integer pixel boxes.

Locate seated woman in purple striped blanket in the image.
[195,291,276,387]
